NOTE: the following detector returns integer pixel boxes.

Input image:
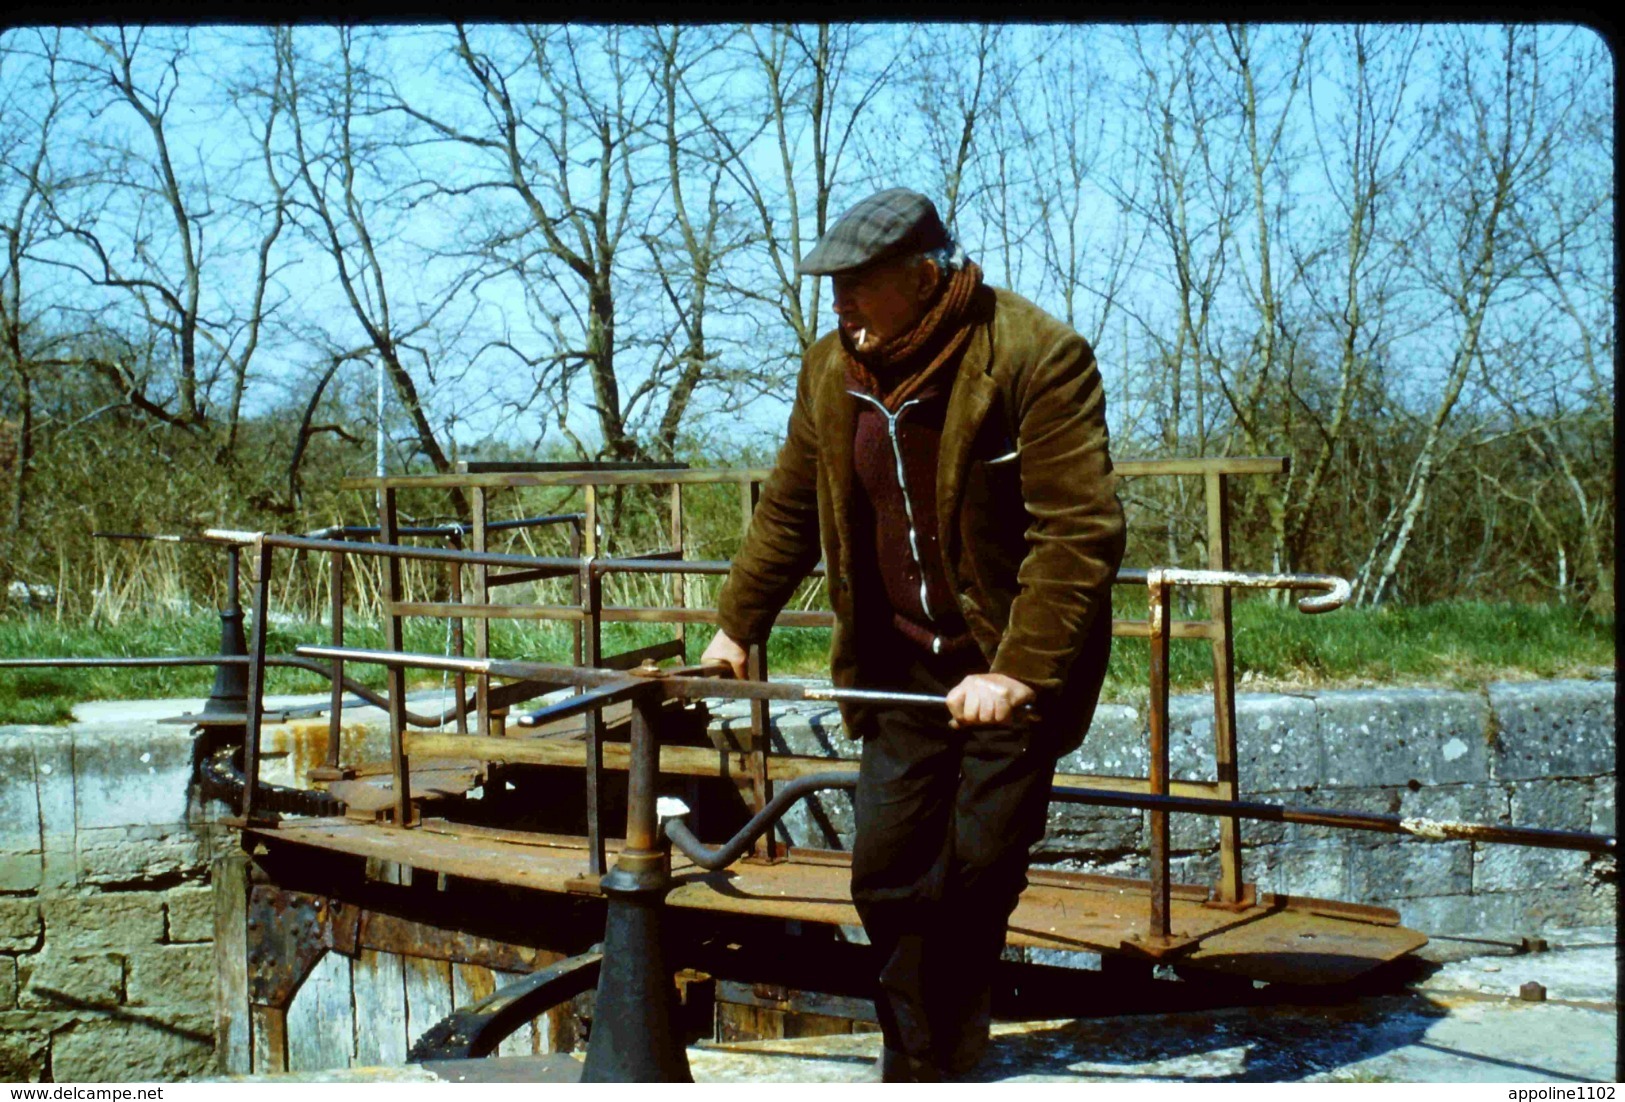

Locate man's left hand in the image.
[946,672,1036,727]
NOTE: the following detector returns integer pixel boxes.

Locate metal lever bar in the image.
[293,645,953,710]
[661,772,859,870]
[1128,567,1352,614]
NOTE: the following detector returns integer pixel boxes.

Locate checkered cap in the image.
[796,188,951,276]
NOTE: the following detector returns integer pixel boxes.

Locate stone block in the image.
[1590,775,1615,836]
[1508,779,1593,833]
[1166,696,1217,781]
[1168,808,1220,853]
[43,890,167,950]
[0,1029,49,1082]
[166,886,216,943]
[1289,786,1402,844]
[1399,885,1615,940]
[1488,680,1615,780]
[708,693,855,761]
[1314,688,1489,787]
[1041,802,1140,858]
[1474,844,1589,893]
[1026,947,1102,971]
[1168,852,1220,887]
[0,898,43,953]
[126,943,215,1007]
[1348,840,1473,901]
[72,728,195,831]
[1397,782,1510,829]
[1035,853,1149,880]
[0,851,43,893]
[1234,694,1322,793]
[777,790,855,851]
[33,732,78,891]
[76,826,208,886]
[50,1013,215,1082]
[1246,841,1350,900]
[0,735,42,854]
[0,955,16,1009]
[19,950,124,1009]
[1055,703,1145,777]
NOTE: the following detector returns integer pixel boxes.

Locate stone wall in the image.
[0,722,225,1082]
[0,709,365,1083]
[0,677,1614,1080]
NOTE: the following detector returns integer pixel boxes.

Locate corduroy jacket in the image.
[716,285,1125,750]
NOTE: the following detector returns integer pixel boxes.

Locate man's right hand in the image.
[700,628,749,680]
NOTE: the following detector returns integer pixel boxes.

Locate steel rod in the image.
[663,772,860,871]
[381,489,412,826]
[241,540,273,822]
[1046,785,1616,854]
[327,550,345,769]
[199,529,1347,611]
[1147,572,1172,942]
[515,681,648,728]
[302,513,586,541]
[624,695,661,854]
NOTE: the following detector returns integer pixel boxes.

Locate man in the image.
[702,188,1124,1081]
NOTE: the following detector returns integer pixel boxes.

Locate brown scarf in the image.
[844,261,985,411]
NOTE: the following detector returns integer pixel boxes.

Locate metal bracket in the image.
[245,886,360,1009]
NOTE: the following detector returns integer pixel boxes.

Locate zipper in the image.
[849,390,935,622]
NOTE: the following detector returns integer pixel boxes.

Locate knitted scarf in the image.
[843,261,985,412]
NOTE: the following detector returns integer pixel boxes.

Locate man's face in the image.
[831,255,940,353]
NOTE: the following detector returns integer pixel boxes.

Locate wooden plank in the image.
[1111,618,1216,639]
[248,821,1424,986]
[352,949,409,1067]
[343,457,1285,492]
[403,733,1221,798]
[472,487,491,740]
[392,601,589,621]
[211,852,252,1075]
[342,469,774,491]
[403,956,455,1060]
[1206,469,1245,904]
[1114,456,1288,477]
[493,969,540,1057]
[286,950,354,1072]
[251,1006,288,1074]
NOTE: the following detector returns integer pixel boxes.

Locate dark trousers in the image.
[849,644,1063,1068]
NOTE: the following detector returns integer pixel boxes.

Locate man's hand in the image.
[946,672,1036,727]
[700,628,749,680]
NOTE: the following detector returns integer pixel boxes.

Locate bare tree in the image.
[1353,27,1589,605]
[278,26,468,508]
[0,30,78,536]
[1281,25,1423,574]
[689,24,899,360]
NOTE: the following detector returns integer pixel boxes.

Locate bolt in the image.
[1518,981,1547,1002]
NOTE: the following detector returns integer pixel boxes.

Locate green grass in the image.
[0,601,1612,725]
[1102,597,1614,702]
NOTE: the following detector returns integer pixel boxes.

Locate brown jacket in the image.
[717,286,1125,745]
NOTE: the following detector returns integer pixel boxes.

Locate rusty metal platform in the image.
[244,817,1425,987]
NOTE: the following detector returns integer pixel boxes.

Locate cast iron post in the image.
[203,544,250,717]
[581,688,693,1083]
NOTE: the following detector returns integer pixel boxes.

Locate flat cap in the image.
[797,188,951,276]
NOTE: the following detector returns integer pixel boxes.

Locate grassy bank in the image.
[0,600,1612,726]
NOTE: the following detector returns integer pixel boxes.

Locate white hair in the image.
[917,239,968,274]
